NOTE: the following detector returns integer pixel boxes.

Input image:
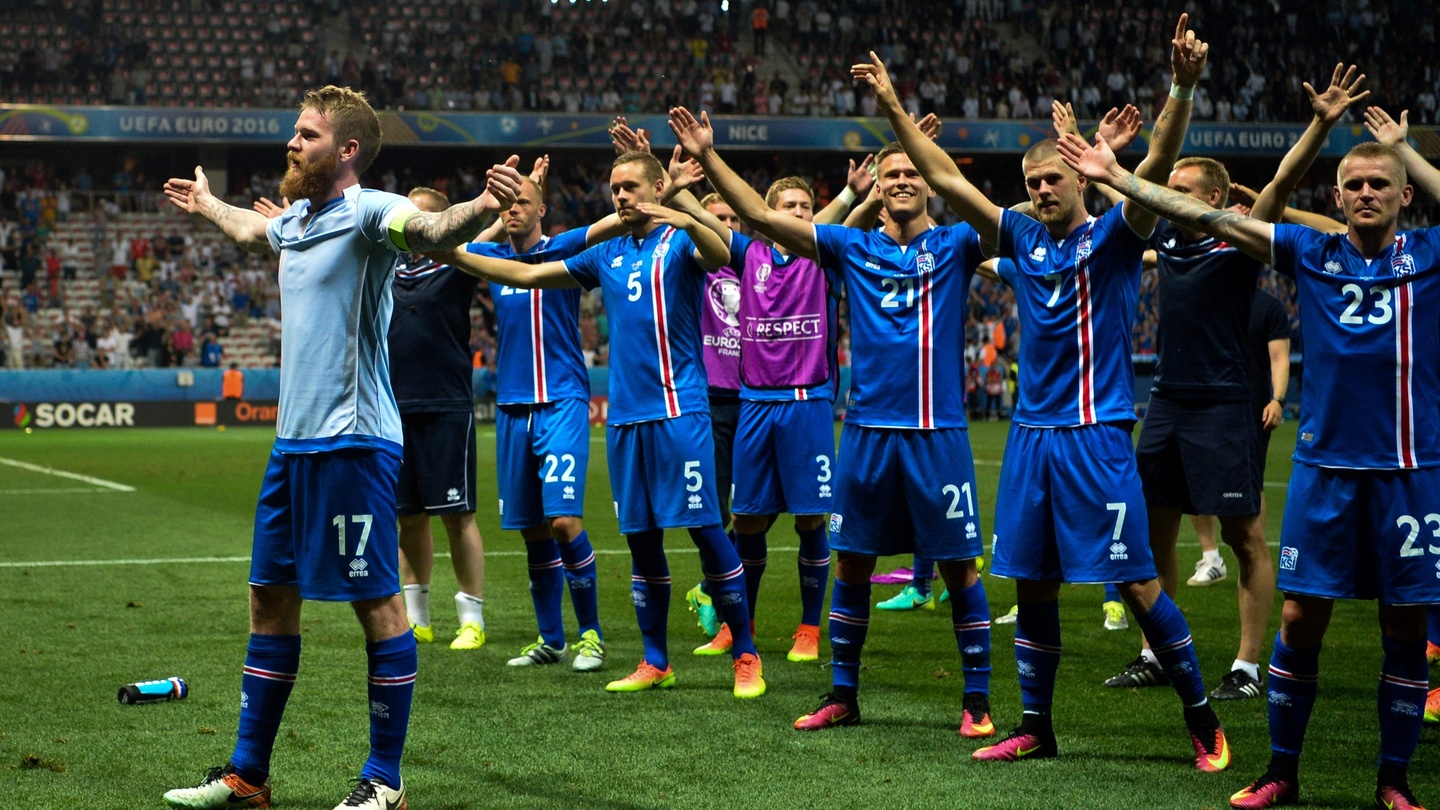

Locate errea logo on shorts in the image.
[829,513,843,533]
[1108,542,1128,561]
[349,558,369,578]
[687,494,704,510]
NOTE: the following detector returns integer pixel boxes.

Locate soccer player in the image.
[1057,104,1440,810]
[855,14,1232,772]
[160,86,521,810]
[432,150,768,699]
[385,187,492,653]
[671,106,996,738]
[465,162,632,672]
[1104,65,1369,702]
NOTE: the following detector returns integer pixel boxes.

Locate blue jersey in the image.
[997,205,1146,427]
[468,229,590,405]
[814,222,981,429]
[729,232,839,404]
[1272,224,1440,470]
[563,225,710,425]
[265,184,417,454]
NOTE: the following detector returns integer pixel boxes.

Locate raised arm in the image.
[164,167,273,254]
[1058,132,1273,263]
[843,184,884,230]
[1230,183,1346,234]
[671,106,819,260]
[403,157,523,252]
[1124,13,1208,234]
[427,249,580,290]
[1364,106,1440,202]
[852,51,1000,245]
[637,203,730,269]
[815,154,875,226]
[1053,101,1138,208]
[1250,64,1369,223]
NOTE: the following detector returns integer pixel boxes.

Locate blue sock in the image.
[691,524,757,657]
[559,531,601,639]
[626,530,671,670]
[1378,635,1428,767]
[796,526,830,627]
[697,531,739,599]
[828,578,871,694]
[951,579,991,696]
[230,633,300,784]
[1103,582,1121,602]
[525,538,566,648]
[1132,591,1208,706]
[361,630,417,791]
[913,556,934,597]
[1428,607,1440,646]
[1267,633,1320,757]
[1015,600,1062,717]
[736,531,768,621]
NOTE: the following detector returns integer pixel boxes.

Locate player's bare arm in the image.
[1364,106,1440,202]
[404,157,523,252]
[1124,13,1207,234]
[842,183,884,230]
[1250,64,1369,223]
[1058,132,1273,263]
[852,51,1000,245]
[635,202,731,270]
[815,154,875,226]
[164,166,274,255]
[1051,101,1140,208]
[1264,336,1290,431]
[428,249,579,290]
[671,106,820,260]
[1231,183,1347,234]
[660,145,732,246]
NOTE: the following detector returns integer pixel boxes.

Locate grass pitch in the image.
[0,422,1436,809]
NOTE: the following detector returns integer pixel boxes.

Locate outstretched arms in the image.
[1249,64,1369,223]
[815,154,875,226]
[1364,106,1440,202]
[427,249,580,290]
[402,157,523,252]
[164,167,274,254]
[1058,132,1273,263]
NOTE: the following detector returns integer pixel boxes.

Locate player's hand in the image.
[667,145,704,191]
[1363,105,1407,146]
[610,116,651,154]
[851,51,901,112]
[528,154,550,187]
[914,112,942,141]
[163,166,213,215]
[1055,131,1118,182]
[1098,104,1143,152]
[252,196,289,219]
[635,201,693,230]
[1227,183,1260,209]
[846,154,876,196]
[1307,63,1369,125]
[1052,100,1080,138]
[1169,13,1209,89]
[1261,399,1283,431]
[478,155,523,212]
[668,106,715,157]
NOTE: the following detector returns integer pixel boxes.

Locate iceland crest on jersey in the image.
[917,251,935,274]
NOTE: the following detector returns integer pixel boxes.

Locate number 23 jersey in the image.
[1272,224,1440,470]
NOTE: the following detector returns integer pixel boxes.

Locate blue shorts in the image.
[496,400,590,530]
[732,398,837,517]
[395,410,476,517]
[608,412,722,533]
[828,425,983,561]
[990,423,1154,584]
[1278,463,1440,605]
[251,446,402,602]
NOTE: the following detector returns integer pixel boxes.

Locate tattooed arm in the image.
[1057,132,1273,263]
[163,167,274,254]
[402,157,524,252]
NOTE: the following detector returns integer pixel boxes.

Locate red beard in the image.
[279,148,340,201]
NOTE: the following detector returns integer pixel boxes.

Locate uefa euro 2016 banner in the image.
[3,105,1431,157]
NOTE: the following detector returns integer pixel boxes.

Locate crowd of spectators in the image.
[6,0,1435,123]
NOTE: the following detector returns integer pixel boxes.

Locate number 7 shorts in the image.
[1277,462,1440,604]
[990,423,1155,584]
[250,446,402,602]
[607,411,722,534]
[496,400,591,530]
[827,425,984,561]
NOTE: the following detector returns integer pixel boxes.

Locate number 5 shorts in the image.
[607,411,721,534]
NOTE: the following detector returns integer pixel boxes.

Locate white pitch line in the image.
[0,487,119,495]
[0,456,136,492]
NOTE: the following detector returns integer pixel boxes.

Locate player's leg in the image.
[513,523,569,666]
[498,404,567,665]
[789,513,829,662]
[1375,604,1429,809]
[721,400,781,651]
[397,514,434,642]
[534,400,603,669]
[938,558,992,738]
[795,550,874,729]
[1212,510,1272,699]
[350,593,414,808]
[974,578,1061,761]
[1188,515,1227,585]
[550,515,604,670]
[769,398,836,657]
[440,511,486,649]
[688,393,739,638]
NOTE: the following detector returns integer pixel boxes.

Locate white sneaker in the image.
[334,778,405,810]
[1186,557,1228,587]
[163,764,270,808]
[1102,600,1129,631]
[507,637,568,667]
[992,604,1019,625]
[572,629,607,672]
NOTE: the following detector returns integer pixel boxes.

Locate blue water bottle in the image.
[118,677,189,704]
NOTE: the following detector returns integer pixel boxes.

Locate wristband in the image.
[1272,396,1286,407]
[1169,83,1195,101]
[837,187,858,207]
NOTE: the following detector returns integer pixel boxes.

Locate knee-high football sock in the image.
[796,526,830,627]
[1267,633,1320,762]
[230,634,300,784]
[559,531,601,638]
[828,578,871,698]
[525,538,566,648]
[691,524,757,657]
[951,579,991,696]
[735,530,768,621]
[626,530,671,669]
[361,630,417,790]
[1377,634,1428,768]
[1131,591,1208,707]
[1015,600,1061,726]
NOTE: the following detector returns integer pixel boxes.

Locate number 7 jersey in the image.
[1272,224,1440,470]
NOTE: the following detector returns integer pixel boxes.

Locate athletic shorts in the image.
[495,399,589,530]
[608,412,722,534]
[710,392,740,518]
[251,446,402,602]
[732,398,836,517]
[1277,463,1440,605]
[827,425,983,561]
[395,410,476,517]
[1136,396,1260,516]
[991,423,1154,584]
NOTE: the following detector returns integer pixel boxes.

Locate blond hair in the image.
[612,150,665,184]
[765,176,815,208]
[1173,157,1231,207]
[300,86,382,175]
